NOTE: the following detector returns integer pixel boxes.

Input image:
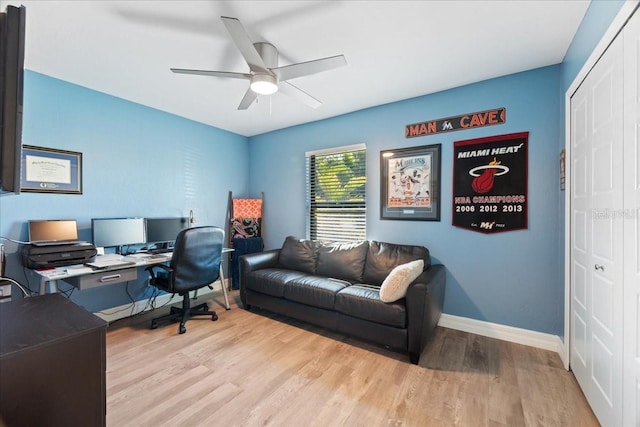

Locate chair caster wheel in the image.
[178,324,186,334]
[151,321,158,329]
[211,313,218,321]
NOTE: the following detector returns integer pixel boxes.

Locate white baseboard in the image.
[438,313,564,356]
[93,280,225,323]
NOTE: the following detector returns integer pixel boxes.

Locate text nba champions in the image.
[454,143,525,216]
[454,195,526,214]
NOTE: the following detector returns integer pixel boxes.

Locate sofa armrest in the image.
[240,249,280,272]
[405,264,446,364]
[239,249,280,307]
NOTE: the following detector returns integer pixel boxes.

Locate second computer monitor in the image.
[145,217,189,246]
[92,218,146,249]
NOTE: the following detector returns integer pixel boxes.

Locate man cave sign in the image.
[452,132,528,234]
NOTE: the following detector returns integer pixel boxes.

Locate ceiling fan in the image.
[170,16,347,110]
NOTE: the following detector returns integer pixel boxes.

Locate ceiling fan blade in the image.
[171,68,252,80]
[238,87,259,110]
[271,55,347,82]
[279,81,322,109]
[221,16,268,73]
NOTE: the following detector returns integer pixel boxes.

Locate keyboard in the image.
[147,248,172,255]
[124,253,169,263]
[85,254,135,269]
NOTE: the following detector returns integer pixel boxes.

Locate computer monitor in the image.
[145,217,189,247]
[91,218,146,250]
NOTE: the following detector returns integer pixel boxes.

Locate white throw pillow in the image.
[379,259,424,303]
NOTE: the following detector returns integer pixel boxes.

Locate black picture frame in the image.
[20,145,83,194]
[380,144,441,221]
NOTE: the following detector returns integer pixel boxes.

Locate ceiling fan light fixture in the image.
[250,74,278,95]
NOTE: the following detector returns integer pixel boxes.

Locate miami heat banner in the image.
[452,132,528,233]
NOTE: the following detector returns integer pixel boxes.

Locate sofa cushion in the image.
[335,285,406,328]
[315,240,369,283]
[284,276,349,310]
[245,268,309,298]
[278,236,317,274]
[363,241,429,285]
[379,260,424,302]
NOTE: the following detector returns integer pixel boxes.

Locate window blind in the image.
[305,144,366,242]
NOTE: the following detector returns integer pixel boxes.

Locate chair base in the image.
[151,295,218,334]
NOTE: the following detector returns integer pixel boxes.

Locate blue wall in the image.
[0,71,249,311]
[243,0,628,337]
[249,65,563,335]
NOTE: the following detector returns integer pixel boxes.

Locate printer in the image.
[21,243,97,269]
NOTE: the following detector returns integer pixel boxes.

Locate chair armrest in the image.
[145,264,172,282]
[405,264,446,363]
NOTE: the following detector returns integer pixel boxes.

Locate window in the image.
[306,144,366,242]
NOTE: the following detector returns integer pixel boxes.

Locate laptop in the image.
[28,219,85,246]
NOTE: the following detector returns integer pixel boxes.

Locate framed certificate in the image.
[20,145,83,194]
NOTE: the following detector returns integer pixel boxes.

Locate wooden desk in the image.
[0,293,107,427]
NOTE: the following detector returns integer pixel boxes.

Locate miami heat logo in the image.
[469,157,509,194]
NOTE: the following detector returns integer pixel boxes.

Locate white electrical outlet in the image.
[0,282,11,298]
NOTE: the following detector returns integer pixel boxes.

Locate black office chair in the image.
[146,226,224,334]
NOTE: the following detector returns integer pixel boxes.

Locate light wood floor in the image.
[105,290,598,427]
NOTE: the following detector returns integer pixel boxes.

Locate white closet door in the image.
[623,9,640,426]
[570,24,624,427]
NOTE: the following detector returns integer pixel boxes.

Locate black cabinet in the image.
[231,237,263,289]
[0,293,107,427]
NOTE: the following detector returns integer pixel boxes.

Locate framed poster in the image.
[452,132,528,233]
[20,145,83,194]
[380,144,441,221]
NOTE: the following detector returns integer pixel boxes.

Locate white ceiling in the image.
[1,0,590,137]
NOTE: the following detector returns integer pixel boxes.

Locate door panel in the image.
[592,334,613,404]
[592,144,613,193]
[591,273,613,332]
[623,8,640,426]
[570,21,624,427]
[591,215,613,260]
[573,311,587,365]
[571,72,592,395]
[574,210,588,252]
[573,261,587,308]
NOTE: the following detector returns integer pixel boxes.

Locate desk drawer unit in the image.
[67,268,137,290]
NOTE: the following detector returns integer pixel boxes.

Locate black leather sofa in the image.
[239,236,446,364]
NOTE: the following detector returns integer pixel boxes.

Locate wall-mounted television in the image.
[0,5,25,195]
